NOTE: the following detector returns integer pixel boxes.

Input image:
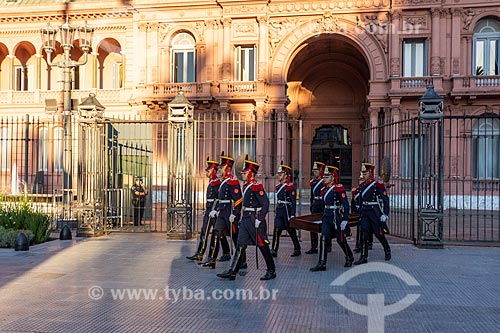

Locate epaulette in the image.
[228,178,240,186]
[210,179,221,187]
[285,182,295,191]
[376,180,386,188]
[309,179,315,186]
[251,183,264,191]
[334,184,345,192]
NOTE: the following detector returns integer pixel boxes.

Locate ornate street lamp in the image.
[41,19,94,220]
[417,85,444,248]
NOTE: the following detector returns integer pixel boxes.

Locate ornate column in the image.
[137,22,149,83]
[222,18,232,81]
[430,8,441,76]
[257,16,268,81]
[205,20,216,81]
[90,52,97,89]
[368,106,379,164]
[7,55,14,90]
[35,54,41,90]
[148,22,159,83]
[197,44,206,83]
[159,47,169,83]
[389,10,400,77]
[451,9,461,76]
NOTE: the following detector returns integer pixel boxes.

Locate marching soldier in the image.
[186,157,231,262]
[199,152,243,269]
[270,162,301,257]
[306,161,325,254]
[310,165,354,271]
[353,162,391,265]
[217,156,276,281]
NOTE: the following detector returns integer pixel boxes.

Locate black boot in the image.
[239,249,247,269]
[199,231,219,269]
[305,232,319,254]
[379,234,391,260]
[186,241,204,261]
[337,232,354,267]
[354,232,369,265]
[270,228,281,257]
[217,245,245,280]
[354,226,361,253]
[218,235,231,261]
[259,244,276,280]
[290,228,301,257]
[310,236,327,272]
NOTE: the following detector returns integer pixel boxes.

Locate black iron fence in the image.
[364,112,500,244]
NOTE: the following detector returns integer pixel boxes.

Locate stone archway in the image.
[269,13,387,83]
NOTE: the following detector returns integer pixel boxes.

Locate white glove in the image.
[340,220,348,230]
[290,216,295,220]
[229,214,237,223]
[209,210,218,218]
[255,219,262,228]
[380,214,388,223]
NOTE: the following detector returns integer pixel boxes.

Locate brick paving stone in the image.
[0,233,499,333]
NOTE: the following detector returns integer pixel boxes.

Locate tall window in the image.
[399,134,425,178]
[171,32,196,83]
[14,65,28,91]
[38,127,48,172]
[235,46,256,81]
[473,18,500,75]
[112,62,123,88]
[0,127,11,172]
[54,127,63,172]
[472,117,500,178]
[402,39,428,77]
[233,136,256,159]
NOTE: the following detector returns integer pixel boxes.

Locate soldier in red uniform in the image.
[306,161,325,254]
[186,157,230,261]
[199,152,243,269]
[352,162,391,265]
[310,165,354,271]
[217,156,276,281]
[270,162,301,257]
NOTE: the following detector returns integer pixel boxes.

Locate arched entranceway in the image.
[286,33,370,184]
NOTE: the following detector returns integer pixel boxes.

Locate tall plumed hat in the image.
[241,155,260,173]
[219,151,235,168]
[205,156,219,171]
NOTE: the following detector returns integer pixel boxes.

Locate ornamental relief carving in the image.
[234,23,257,37]
[462,8,476,32]
[403,15,427,30]
[268,17,299,56]
[393,0,439,5]
[158,22,204,43]
[223,5,266,14]
[357,13,389,52]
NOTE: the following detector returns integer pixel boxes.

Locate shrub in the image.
[0,226,34,248]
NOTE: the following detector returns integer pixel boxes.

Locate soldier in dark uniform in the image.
[270,162,301,257]
[306,161,325,254]
[352,178,374,253]
[131,176,147,226]
[217,156,276,281]
[186,157,231,261]
[199,152,243,269]
[353,162,391,265]
[310,166,354,271]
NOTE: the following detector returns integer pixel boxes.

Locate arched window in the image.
[472,116,500,178]
[171,32,196,83]
[473,17,500,75]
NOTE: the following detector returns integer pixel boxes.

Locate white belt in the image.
[277,200,291,204]
[313,196,322,200]
[207,199,215,202]
[325,205,339,209]
[219,200,231,203]
[243,207,262,212]
[364,202,379,205]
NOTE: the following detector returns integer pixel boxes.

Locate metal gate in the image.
[363,111,500,245]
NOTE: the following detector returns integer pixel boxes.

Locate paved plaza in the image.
[0,232,499,333]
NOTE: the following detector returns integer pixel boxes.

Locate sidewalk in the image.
[0,233,499,333]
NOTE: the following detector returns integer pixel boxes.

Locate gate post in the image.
[166,91,195,239]
[417,85,444,248]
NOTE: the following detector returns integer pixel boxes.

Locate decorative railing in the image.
[390,77,439,95]
[0,89,131,105]
[452,75,500,94]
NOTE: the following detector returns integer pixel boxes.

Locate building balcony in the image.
[451,75,500,97]
[389,76,443,97]
[0,89,132,107]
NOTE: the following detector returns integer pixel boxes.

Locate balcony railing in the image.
[452,75,500,95]
[0,89,132,105]
[389,77,441,96]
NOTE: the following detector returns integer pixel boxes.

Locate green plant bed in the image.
[0,198,52,247]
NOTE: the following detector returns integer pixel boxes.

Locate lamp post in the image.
[41,19,94,219]
[417,84,444,248]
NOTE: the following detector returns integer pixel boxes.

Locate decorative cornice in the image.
[223,4,266,14]
[393,0,439,5]
[268,0,390,13]
[0,11,131,23]
[0,25,127,36]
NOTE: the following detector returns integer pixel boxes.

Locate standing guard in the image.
[353,162,391,265]
[186,157,231,261]
[306,161,325,254]
[270,162,301,257]
[199,152,243,269]
[217,157,276,281]
[310,166,354,272]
